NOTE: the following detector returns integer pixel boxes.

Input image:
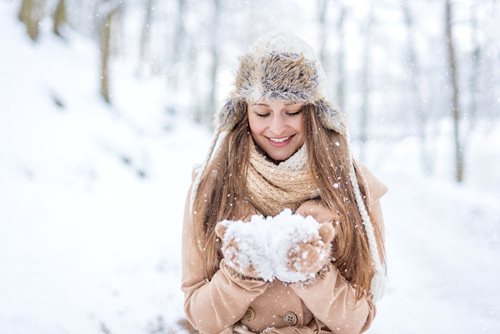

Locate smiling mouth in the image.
[270,136,290,143]
[267,135,295,147]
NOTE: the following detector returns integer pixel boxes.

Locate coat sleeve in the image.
[290,265,375,334]
[356,163,388,238]
[291,165,387,334]
[181,182,270,334]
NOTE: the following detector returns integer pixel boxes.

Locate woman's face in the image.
[247,100,306,162]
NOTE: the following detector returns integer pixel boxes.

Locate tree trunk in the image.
[188,40,202,124]
[18,0,31,23]
[468,3,480,131]
[18,0,45,41]
[359,4,374,162]
[52,0,66,37]
[100,3,119,104]
[207,0,221,127]
[169,0,186,93]
[402,0,432,174]
[317,0,329,67]
[335,2,347,111]
[138,0,155,76]
[445,0,464,182]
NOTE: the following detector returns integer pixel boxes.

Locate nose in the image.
[269,113,287,136]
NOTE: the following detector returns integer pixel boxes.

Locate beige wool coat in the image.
[181,165,388,334]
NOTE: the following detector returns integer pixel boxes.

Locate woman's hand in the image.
[285,222,335,276]
[215,222,266,280]
[295,199,340,224]
[284,200,338,277]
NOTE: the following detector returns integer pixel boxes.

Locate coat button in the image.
[283,311,298,326]
[243,307,255,321]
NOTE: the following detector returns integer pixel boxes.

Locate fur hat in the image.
[191,32,387,302]
[215,32,346,135]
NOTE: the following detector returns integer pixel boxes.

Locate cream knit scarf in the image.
[246,139,319,216]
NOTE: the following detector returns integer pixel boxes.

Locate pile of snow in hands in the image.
[218,209,332,282]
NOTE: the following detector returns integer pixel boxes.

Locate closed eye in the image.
[286,110,303,116]
[255,112,270,118]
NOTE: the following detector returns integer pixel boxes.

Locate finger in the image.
[296,200,318,216]
[215,222,228,239]
[319,223,336,243]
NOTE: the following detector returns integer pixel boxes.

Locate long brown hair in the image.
[192,104,386,300]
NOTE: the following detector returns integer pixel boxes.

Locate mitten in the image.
[215,219,273,281]
[286,222,335,275]
[296,199,340,224]
[289,200,337,277]
[270,209,335,283]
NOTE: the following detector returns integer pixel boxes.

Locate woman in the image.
[181,32,388,334]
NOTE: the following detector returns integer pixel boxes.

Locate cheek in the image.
[292,116,305,135]
[248,116,266,136]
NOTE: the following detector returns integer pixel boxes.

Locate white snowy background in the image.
[1,1,500,333]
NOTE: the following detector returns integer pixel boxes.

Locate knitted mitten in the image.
[285,222,335,275]
[295,199,340,225]
[270,209,335,283]
[215,219,273,281]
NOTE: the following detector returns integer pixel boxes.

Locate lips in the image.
[267,135,294,147]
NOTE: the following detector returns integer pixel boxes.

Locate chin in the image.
[268,149,294,162]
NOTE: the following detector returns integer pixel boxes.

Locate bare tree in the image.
[18,0,45,41]
[468,2,481,130]
[52,0,67,37]
[99,0,121,104]
[445,0,464,182]
[206,0,222,126]
[170,0,187,92]
[187,38,202,124]
[317,0,329,67]
[402,0,432,174]
[18,0,30,22]
[138,0,155,76]
[359,4,374,162]
[335,1,347,111]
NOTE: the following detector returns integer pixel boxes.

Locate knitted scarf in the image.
[246,139,319,216]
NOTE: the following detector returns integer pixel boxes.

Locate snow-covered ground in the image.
[1,2,500,333]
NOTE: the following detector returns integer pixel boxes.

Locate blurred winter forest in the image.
[15,0,500,183]
[2,0,500,333]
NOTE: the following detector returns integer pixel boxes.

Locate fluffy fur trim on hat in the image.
[315,99,347,136]
[215,98,246,131]
[234,52,322,104]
